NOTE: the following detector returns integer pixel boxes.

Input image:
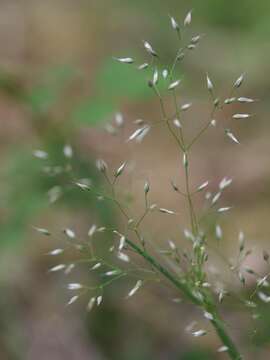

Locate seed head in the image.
[67,283,83,290]
[115,161,127,178]
[144,181,150,194]
[33,226,51,236]
[127,126,150,142]
[159,208,175,215]
[49,264,66,272]
[181,103,192,111]
[63,145,73,158]
[138,63,149,70]
[224,97,236,104]
[233,113,251,119]
[233,73,244,88]
[191,35,201,44]
[225,129,240,144]
[63,228,76,239]
[115,112,124,127]
[168,79,181,90]
[170,16,180,31]
[96,159,108,173]
[153,68,159,85]
[184,10,192,26]
[206,74,214,91]
[173,119,182,128]
[88,224,97,237]
[219,177,232,190]
[127,280,143,298]
[64,263,75,275]
[192,329,207,337]
[215,225,222,240]
[119,235,126,251]
[258,292,270,303]
[115,57,134,64]
[91,262,101,270]
[217,207,231,213]
[197,181,208,191]
[238,97,254,103]
[143,41,158,57]
[48,248,64,256]
[162,69,169,79]
[217,346,229,353]
[33,150,48,159]
[67,295,79,306]
[117,252,130,262]
[86,297,96,312]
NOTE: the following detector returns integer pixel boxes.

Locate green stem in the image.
[126,238,200,305]
[126,237,242,360]
[207,306,243,360]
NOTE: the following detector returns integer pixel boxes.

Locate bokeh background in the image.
[0,1,270,359]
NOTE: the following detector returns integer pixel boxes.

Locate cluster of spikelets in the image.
[33,10,268,359]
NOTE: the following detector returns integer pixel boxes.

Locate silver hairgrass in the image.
[34,10,267,360]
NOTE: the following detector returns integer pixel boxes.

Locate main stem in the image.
[151,77,242,358]
[126,238,242,360]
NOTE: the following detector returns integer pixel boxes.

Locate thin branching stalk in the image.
[41,11,264,360]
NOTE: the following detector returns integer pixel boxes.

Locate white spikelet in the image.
[143,41,157,57]
[217,346,229,353]
[115,57,134,64]
[87,297,96,312]
[218,207,231,213]
[67,295,79,306]
[225,129,240,144]
[127,280,143,298]
[233,113,251,119]
[33,150,48,159]
[215,225,222,240]
[184,10,192,26]
[33,226,51,236]
[91,262,101,270]
[233,73,244,88]
[48,248,64,256]
[67,283,83,290]
[192,329,207,337]
[88,224,97,237]
[127,126,150,142]
[153,68,158,85]
[115,112,124,127]
[219,177,232,190]
[115,162,126,177]
[197,181,208,191]
[258,292,270,303]
[168,79,181,90]
[63,228,76,239]
[173,119,182,128]
[159,208,175,215]
[238,97,254,103]
[181,103,192,111]
[119,236,126,251]
[117,252,130,262]
[97,295,103,306]
[63,145,73,158]
[49,264,66,272]
[204,312,214,321]
[206,74,213,91]
[170,16,179,31]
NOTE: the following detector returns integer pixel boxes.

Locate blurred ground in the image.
[0,1,270,359]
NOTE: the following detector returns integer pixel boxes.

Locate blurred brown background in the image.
[0,1,270,359]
